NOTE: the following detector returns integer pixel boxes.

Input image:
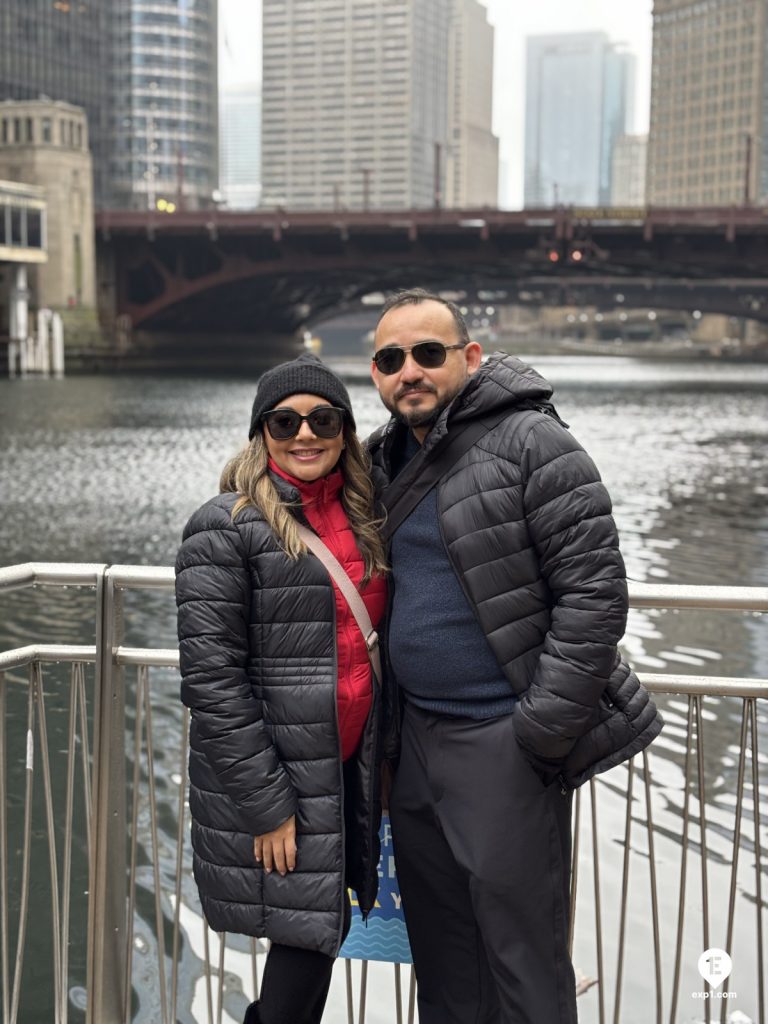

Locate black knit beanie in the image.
[248,352,355,439]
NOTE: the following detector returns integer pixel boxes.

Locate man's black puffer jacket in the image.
[369,352,661,782]
[175,485,381,957]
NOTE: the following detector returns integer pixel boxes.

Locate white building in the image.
[220,82,261,209]
[611,133,647,206]
[446,0,499,208]
[261,0,496,210]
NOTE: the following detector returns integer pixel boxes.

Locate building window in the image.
[42,117,52,143]
[25,118,34,143]
[10,208,22,246]
[27,210,42,248]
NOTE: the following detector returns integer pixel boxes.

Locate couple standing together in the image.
[176,289,662,1024]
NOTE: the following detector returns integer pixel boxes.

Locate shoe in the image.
[243,1000,261,1024]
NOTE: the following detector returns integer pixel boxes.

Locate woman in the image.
[176,353,388,1024]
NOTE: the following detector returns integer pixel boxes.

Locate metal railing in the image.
[0,563,766,1024]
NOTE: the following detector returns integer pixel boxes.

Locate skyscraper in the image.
[220,82,261,210]
[446,0,499,207]
[0,0,115,205]
[647,0,765,205]
[109,0,219,210]
[260,0,456,210]
[0,0,219,210]
[524,32,635,207]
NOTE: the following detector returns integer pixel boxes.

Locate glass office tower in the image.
[0,0,114,204]
[110,0,219,210]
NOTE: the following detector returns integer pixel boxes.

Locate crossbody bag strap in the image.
[379,408,509,541]
[296,524,382,686]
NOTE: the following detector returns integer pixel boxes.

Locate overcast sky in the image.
[219,0,654,209]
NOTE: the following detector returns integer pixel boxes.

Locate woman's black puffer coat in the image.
[175,485,381,957]
[369,352,662,783]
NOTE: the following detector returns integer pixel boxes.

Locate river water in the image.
[0,354,766,1023]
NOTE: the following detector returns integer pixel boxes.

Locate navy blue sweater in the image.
[388,430,517,718]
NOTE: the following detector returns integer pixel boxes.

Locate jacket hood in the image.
[368,352,557,456]
[451,351,554,423]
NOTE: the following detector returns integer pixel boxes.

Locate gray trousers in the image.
[389,702,578,1024]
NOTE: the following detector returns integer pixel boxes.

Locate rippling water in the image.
[1,355,767,1023]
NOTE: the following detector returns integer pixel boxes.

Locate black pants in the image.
[389,703,578,1024]
[247,895,351,1024]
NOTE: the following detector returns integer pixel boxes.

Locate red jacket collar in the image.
[268,458,344,505]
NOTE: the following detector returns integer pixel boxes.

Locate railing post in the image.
[86,568,127,1024]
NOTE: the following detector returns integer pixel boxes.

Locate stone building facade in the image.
[0,99,95,311]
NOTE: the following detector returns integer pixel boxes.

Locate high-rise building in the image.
[0,0,219,210]
[524,32,635,207]
[260,0,455,210]
[647,0,766,205]
[109,0,219,210]
[611,133,647,205]
[446,0,499,207]
[220,82,261,209]
[0,0,115,205]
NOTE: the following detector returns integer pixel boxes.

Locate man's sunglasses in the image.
[372,341,466,376]
[261,406,345,441]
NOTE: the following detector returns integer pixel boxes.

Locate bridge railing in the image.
[0,564,766,1024]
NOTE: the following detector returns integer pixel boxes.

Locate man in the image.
[367,289,632,1023]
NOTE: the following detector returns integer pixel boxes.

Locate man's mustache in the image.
[395,382,438,400]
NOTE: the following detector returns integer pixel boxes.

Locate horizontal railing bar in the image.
[2,647,764,700]
[0,563,107,593]
[640,673,768,698]
[628,581,768,611]
[116,647,179,668]
[0,645,96,671]
[108,566,175,589]
[0,564,766,611]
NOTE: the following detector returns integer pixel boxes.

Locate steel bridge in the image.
[95,206,768,343]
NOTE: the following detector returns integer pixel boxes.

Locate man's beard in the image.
[382,380,464,429]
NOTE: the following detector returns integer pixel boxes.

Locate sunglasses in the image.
[372,341,466,375]
[262,405,345,441]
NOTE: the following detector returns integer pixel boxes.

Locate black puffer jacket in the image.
[369,352,662,784]
[175,485,381,957]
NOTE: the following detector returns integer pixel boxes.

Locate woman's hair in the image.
[219,423,388,583]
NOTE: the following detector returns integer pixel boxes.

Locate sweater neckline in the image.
[269,458,344,505]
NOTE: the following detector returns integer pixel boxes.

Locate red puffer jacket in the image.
[269,460,387,760]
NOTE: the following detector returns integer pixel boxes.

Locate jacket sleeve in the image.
[175,500,298,834]
[513,416,629,772]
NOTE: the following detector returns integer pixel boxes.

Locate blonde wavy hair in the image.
[219,424,388,584]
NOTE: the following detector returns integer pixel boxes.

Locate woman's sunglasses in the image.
[262,406,345,441]
[372,341,466,375]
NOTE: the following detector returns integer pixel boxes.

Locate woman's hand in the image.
[254,816,297,876]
